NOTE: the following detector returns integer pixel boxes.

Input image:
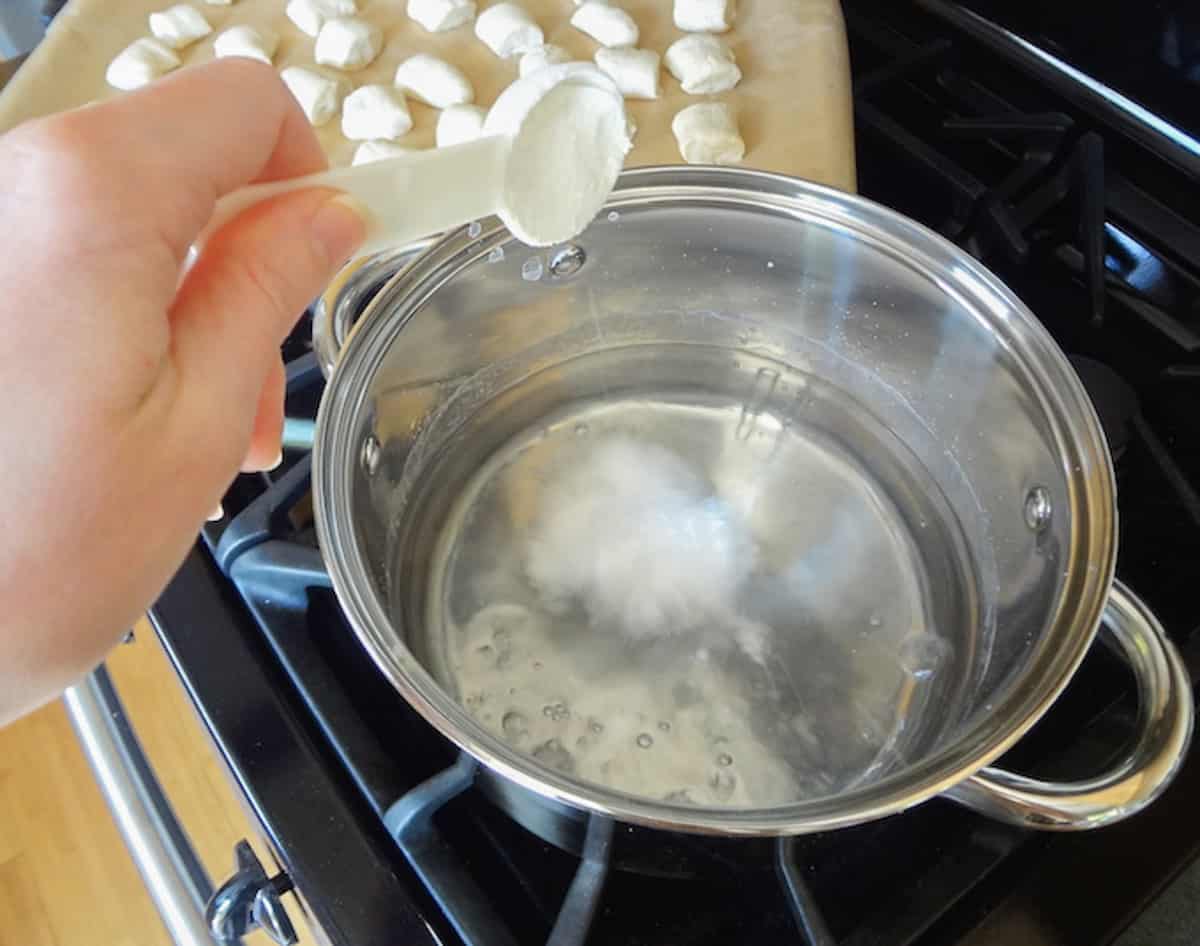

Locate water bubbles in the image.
[532,660,543,671]
[868,613,883,629]
[542,701,570,722]
[533,738,576,774]
[606,210,620,222]
[657,720,671,732]
[467,221,482,238]
[521,256,544,281]
[898,632,952,680]
[573,422,590,437]
[636,733,654,749]
[708,770,737,801]
[588,719,604,735]
[501,710,528,742]
[486,246,505,264]
[471,604,530,641]
[766,260,775,269]
[715,752,733,767]
[663,789,692,803]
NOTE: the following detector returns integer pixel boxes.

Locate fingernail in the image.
[311,193,367,265]
[269,449,284,471]
[207,503,224,522]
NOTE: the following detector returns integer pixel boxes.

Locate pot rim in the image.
[312,166,1117,836]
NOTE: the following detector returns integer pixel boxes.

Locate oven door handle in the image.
[63,665,234,946]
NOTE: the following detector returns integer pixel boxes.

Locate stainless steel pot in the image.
[311,167,1192,836]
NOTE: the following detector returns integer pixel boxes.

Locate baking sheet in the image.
[0,0,855,190]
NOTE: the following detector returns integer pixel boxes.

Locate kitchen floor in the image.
[0,620,312,946]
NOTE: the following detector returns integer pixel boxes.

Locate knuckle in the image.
[212,55,278,87]
[236,249,304,332]
[209,57,294,111]
[5,112,110,204]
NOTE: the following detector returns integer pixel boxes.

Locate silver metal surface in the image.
[311,166,1190,835]
[409,354,978,805]
[946,581,1194,829]
[206,841,297,946]
[311,239,437,378]
[64,667,225,946]
[281,418,315,452]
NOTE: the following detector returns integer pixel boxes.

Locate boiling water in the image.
[398,345,986,808]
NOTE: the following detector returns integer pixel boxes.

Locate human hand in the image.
[0,59,364,724]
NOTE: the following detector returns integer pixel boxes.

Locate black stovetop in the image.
[149,2,1200,944]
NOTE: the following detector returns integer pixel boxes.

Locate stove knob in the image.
[206,840,298,946]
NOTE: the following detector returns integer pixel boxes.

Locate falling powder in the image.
[524,437,758,640]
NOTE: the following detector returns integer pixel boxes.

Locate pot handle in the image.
[944,580,1193,830]
[311,240,441,378]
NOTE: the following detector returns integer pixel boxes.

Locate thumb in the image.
[167,188,364,472]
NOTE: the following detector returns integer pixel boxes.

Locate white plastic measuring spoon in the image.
[194,64,629,258]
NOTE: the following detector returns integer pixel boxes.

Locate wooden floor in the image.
[0,618,312,946]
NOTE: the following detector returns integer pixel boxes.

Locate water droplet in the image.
[606,210,619,222]
[533,738,576,773]
[868,614,883,628]
[549,244,586,277]
[708,770,737,801]
[588,719,604,734]
[657,720,671,732]
[899,632,952,680]
[542,701,570,722]
[766,260,775,269]
[573,422,589,437]
[636,733,654,749]
[467,221,482,238]
[521,256,544,281]
[486,246,505,263]
[1024,486,1053,531]
[532,660,543,670]
[716,752,733,767]
[501,711,528,741]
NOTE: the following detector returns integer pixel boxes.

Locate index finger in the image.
[94,58,329,257]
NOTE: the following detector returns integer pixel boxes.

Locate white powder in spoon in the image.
[484,63,631,246]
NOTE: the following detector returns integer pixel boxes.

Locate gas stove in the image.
[120,1,1200,944]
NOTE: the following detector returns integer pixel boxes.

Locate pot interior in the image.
[320,169,1113,830]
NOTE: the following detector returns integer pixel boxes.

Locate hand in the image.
[0,60,364,724]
